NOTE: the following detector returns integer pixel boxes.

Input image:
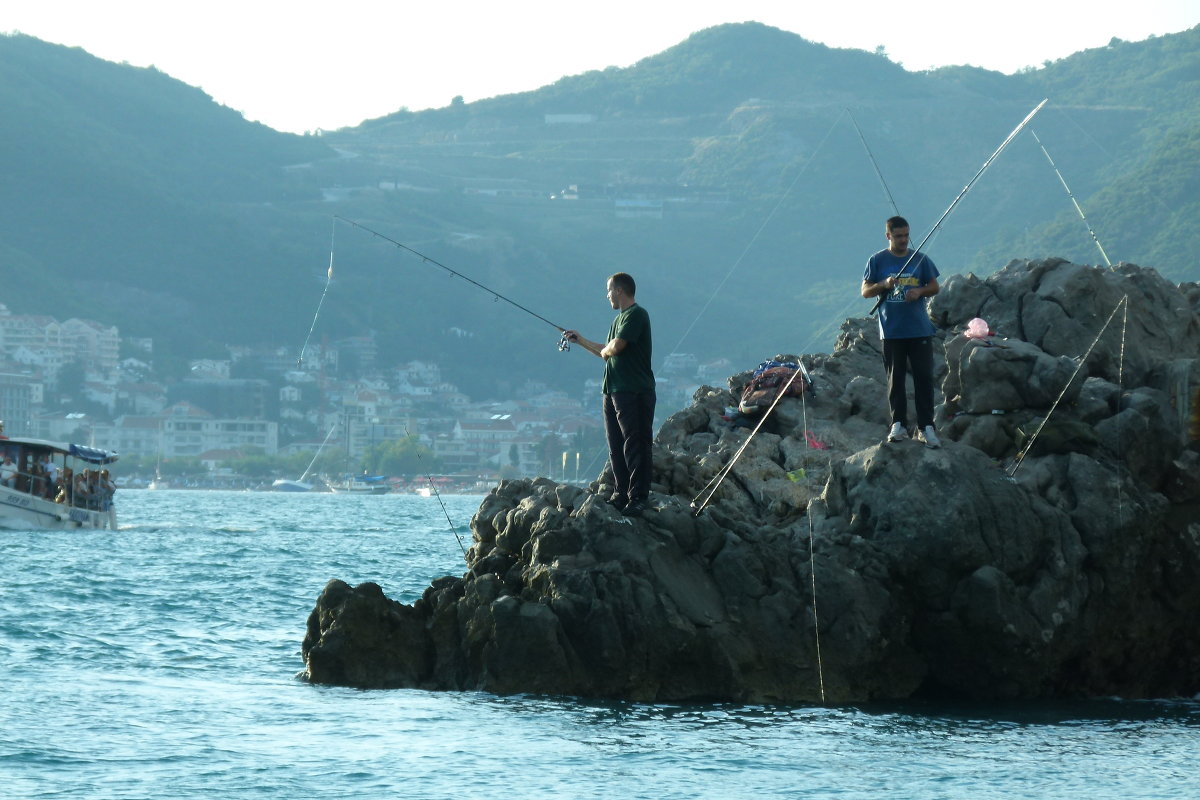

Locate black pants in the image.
[882,336,935,429]
[603,391,656,502]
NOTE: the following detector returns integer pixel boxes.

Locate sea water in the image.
[2,490,1197,799]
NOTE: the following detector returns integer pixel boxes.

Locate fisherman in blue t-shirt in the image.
[861,216,942,448]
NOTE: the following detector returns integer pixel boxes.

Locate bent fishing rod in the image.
[334,216,574,351]
[870,98,1048,316]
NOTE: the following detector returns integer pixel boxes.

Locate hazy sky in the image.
[6,1,1197,133]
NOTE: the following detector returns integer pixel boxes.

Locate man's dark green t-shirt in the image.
[602,303,654,394]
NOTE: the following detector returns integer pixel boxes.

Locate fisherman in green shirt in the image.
[563,272,656,517]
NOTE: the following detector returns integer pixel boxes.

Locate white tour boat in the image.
[0,436,120,529]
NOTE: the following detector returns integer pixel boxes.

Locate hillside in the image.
[0,33,334,364]
[1,22,1196,399]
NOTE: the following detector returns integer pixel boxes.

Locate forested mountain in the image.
[1,22,1196,397]
[0,33,332,368]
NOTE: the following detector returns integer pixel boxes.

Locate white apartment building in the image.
[105,404,278,457]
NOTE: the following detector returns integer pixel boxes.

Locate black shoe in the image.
[622,499,648,518]
[606,493,628,511]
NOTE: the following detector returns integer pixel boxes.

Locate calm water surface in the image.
[2,490,1197,799]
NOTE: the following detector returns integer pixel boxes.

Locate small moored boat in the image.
[328,474,390,495]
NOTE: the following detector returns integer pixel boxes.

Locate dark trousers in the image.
[883,337,935,429]
[603,391,656,502]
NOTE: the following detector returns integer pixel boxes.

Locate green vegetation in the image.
[362,436,440,476]
[1,22,1196,401]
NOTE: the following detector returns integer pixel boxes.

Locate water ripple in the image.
[1,491,1197,799]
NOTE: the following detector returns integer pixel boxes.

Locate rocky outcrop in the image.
[303,259,1200,701]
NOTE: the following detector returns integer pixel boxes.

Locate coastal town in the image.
[0,303,729,488]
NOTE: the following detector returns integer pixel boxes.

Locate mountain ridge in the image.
[1,22,1195,398]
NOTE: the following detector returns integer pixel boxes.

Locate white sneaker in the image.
[919,426,942,449]
[887,422,908,442]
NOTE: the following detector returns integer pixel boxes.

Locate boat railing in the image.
[2,466,115,511]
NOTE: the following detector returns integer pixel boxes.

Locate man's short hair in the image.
[609,272,636,296]
[886,216,909,233]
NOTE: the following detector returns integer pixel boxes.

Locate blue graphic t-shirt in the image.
[864,249,940,339]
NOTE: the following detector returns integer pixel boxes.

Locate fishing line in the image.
[668,110,849,357]
[335,216,571,349]
[799,385,826,702]
[688,360,825,698]
[404,425,468,557]
[1007,294,1128,478]
[299,219,336,368]
[1115,298,1128,524]
[870,99,1049,317]
[846,108,900,217]
[1029,130,1112,266]
[574,445,608,486]
[773,110,904,362]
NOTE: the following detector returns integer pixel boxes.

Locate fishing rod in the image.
[690,358,813,516]
[870,98,1049,316]
[693,107,1047,514]
[335,216,573,351]
[846,108,900,217]
[1029,129,1112,267]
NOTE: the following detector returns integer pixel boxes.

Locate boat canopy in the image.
[68,443,120,464]
[0,436,119,464]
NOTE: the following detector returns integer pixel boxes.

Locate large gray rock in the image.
[303,260,1200,701]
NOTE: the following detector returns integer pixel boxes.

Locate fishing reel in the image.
[558,332,572,352]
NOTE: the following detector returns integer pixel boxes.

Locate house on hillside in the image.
[116,382,167,416]
[0,371,36,434]
[61,318,119,380]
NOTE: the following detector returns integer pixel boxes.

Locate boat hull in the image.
[328,485,390,495]
[0,486,116,529]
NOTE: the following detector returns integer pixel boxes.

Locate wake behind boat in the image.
[0,435,119,529]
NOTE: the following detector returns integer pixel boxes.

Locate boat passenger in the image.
[73,469,90,508]
[42,456,58,494]
[99,469,116,511]
[0,455,15,488]
[86,470,102,509]
[30,461,46,499]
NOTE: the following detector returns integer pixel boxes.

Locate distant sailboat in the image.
[272,425,336,492]
[146,467,168,491]
[147,428,168,489]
